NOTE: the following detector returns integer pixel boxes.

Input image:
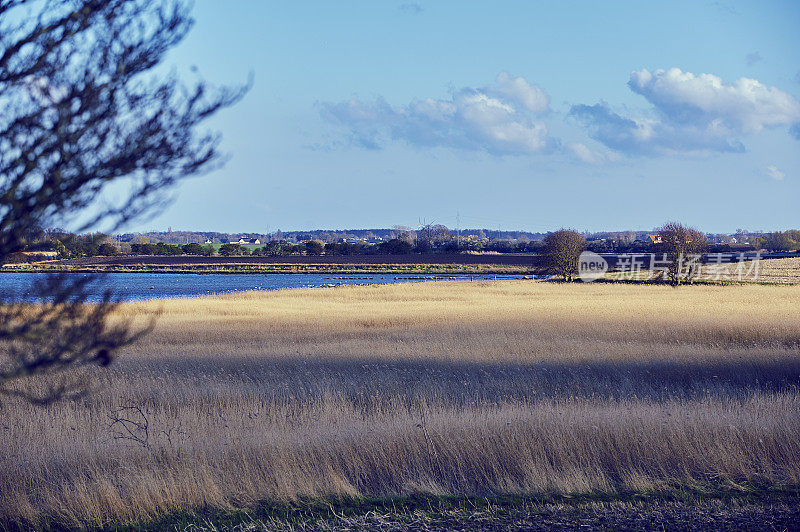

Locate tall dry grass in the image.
[1,281,799,528]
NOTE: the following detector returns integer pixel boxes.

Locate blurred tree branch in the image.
[0,274,158,404]
[0,0,246,403]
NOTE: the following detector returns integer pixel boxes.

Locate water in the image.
[0,272,532,302]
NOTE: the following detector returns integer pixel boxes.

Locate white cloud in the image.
[569,102,744,156]
[628,68,800,134]
[320,74,552,155]
[765,165,786,181]
[571,68,800,156]
[487,72,550,114]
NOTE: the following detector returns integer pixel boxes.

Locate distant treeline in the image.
[8,226,799,262]
[119,227,550,246]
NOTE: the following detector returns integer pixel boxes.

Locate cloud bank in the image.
[320,72,552,155]
[628,68,800,133]
[322,67,799,161]
[569,102,746,156]
[571,68,800,156]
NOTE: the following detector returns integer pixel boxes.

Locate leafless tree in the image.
[654,222,707,285]
[0,0,246,403]
[416,223,450,252]
[543,229,585,281]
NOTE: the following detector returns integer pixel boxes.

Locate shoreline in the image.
[1,264,540,275]
[3,255,796,283]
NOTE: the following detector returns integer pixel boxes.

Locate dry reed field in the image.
[747,257,800,284]
[2,280,800,529]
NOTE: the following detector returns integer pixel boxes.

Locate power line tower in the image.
[456,211,461,250]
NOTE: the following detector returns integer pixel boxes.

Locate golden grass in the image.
[2,280,800,528]
[130,280,800,362]
[746,257,800,284]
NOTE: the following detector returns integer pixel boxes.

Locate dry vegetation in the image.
[745,257,800,284]
[1,281,800,529]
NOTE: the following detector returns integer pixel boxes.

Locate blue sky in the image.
[137,0,800,234]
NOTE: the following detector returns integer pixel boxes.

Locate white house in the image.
[229,237,261,245]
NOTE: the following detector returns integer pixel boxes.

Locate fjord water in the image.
[0,272,528,302]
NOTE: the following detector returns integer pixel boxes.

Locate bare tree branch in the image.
[0,273,157,404]
[0,0,246,403]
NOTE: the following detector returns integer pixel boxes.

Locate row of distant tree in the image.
[10,226,800,262]
[121,226,550,246]
[543,224,800,284]
[544,224,707,284]
[119,227,782,248]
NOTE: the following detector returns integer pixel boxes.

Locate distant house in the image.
[204,239,213,244]
[229,237,261,245]
[648,233,695,244]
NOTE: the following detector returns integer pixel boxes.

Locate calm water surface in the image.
[0,272,531,302]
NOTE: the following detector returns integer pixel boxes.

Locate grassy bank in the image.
[1,281,799,529]
[5,256,798,285]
